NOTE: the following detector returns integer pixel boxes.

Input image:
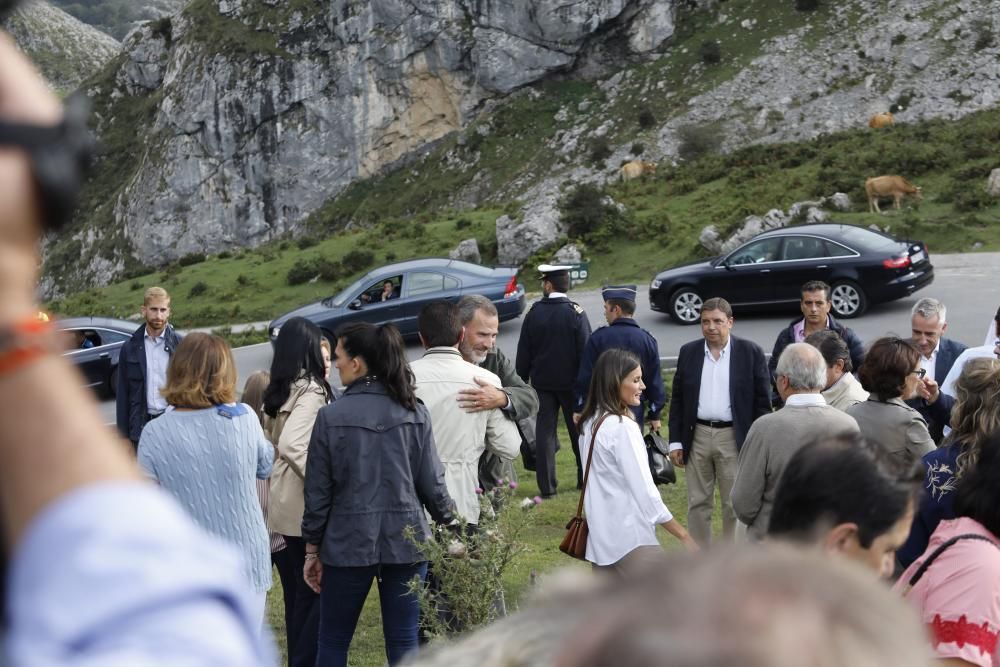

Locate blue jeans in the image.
[316,562,428,667]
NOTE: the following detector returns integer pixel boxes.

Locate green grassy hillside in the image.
[51,103,1000,326]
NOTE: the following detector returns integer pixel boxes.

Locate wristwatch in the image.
[0,93,95,232]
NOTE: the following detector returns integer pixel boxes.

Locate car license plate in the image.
[911,250,925,263]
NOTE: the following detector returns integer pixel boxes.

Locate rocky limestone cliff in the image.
[47,0,675,293]
[45,0,1000,292]
[3,0,120,92]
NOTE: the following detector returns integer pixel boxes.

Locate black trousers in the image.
[535,389,581,496]
[282,536,320,667]
[271,546,297,666]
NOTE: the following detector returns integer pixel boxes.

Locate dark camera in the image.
[0,0,21,19]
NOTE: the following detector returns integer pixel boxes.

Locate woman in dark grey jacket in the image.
[302,322,455,667]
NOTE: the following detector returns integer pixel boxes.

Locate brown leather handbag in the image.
[559,414,610,560]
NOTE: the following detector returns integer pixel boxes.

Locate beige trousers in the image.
[686,424,738,546]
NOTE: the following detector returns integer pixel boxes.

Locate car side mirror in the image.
[349,299,363,310]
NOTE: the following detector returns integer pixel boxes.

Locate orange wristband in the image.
[0,317,55,375]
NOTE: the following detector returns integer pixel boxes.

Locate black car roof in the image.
[56,316,139,332]
[753,223,899,249]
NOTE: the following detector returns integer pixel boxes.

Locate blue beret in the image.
[602,285,637,303]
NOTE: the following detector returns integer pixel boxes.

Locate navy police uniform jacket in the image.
[573,318,665,421]
[515,296,592,392]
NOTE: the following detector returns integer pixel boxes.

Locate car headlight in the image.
[650,279,662,290]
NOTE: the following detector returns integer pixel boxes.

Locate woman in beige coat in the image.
[263,317,335,667]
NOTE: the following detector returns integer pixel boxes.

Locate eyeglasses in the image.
[911,368,927,379]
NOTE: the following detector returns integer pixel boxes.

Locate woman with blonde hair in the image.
[137,333,274,625]
[577,348,697,576]
[898,357,1000,567]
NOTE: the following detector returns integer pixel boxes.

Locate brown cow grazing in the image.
[865,176,922,213]
[620,159,657,182]
[868,112,895,129]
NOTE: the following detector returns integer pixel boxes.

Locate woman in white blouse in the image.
[578,349,698,575]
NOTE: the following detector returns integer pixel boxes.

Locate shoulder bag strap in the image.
[574,413,612,519]
[902,533,998,595]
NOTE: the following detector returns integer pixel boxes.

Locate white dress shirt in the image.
[941,345,998,397]
[668,337,733,454]
[579,414,672,566]
[697,337,733,421]
[144,329,170,413]
[918,342,939,382]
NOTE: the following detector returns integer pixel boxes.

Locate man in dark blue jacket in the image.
[905,297,967,443]
[573,285,665,431]
[115,287,182,448]
[769,281,864,406]
[516,265,591,496]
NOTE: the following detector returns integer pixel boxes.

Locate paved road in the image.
[96,251,997,424]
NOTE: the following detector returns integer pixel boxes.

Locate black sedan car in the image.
[269,258,526,342]
[649,224,934,323]
[57,316,138,396]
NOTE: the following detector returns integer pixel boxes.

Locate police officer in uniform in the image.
[573,285,665,432]
[516,265,592,497]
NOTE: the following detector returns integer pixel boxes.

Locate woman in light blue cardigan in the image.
[138,333,273,626]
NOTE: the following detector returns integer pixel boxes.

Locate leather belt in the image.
[696,418,733,428]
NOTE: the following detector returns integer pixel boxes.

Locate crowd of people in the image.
[3,32,1000,667]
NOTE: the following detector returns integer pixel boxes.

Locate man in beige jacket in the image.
[411,301,521,525]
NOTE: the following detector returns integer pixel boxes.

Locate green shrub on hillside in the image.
[341,249,375,274]
[699,40,721,64]
[588,136,614,164]
[559,183,624,243]
[794,0,820,10]
[287,260,317,286]
[637,108,657,129]
[178,253,206,267]
[677,123,725,162]
[188,281,209,298]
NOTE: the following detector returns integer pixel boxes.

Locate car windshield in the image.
[327,275,369,307]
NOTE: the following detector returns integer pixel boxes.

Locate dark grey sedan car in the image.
[57,316,138,396]
[268,258,525,343]
[649,223,934,323]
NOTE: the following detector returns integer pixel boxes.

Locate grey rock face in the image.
[496,190,566,265]
[63,0,678,289]
[554,243,584,264]
[828,193,852,212]
[987,169,1000,197]
[449,238,482,264]
[4,0,120,91]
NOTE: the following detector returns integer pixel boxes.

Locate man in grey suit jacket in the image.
[455,295,539,490]
[732,343,859,542]
[906,297,967,442]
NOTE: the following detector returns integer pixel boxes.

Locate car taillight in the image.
[503,276,518,298]
[883,255,911,269]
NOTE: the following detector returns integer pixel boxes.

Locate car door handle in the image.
[99,352,110,358]
[816,265,828,269]
[759,269,770,273]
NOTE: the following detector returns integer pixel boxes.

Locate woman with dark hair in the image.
[301,322,455,666]
[263,317,335,667]
[846,336,935,468]
[898,358,1000,567]
[578,349,696,576]
[895,433,1000,666]
[137,333,273,626]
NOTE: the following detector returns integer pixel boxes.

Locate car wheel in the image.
[830,280,867,318]
[669,287,703,324]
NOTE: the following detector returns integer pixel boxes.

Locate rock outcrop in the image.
[50,0,677,293]
[3,0,120,91]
